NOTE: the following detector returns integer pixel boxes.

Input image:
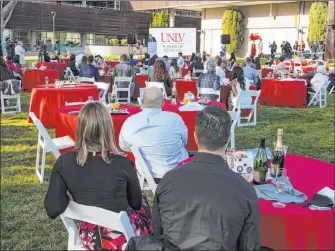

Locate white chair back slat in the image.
[65,67,76,81]
[0,80,21,114]
[94,82,110,103]
[131,146,157,194]
[114,77,132,104]
[65,102,86,106]
[234,90,261,127]
[227,110,240,149]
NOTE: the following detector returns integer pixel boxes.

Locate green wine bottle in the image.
[254,137,268,185]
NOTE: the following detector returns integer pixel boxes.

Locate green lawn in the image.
[1,92,334,250]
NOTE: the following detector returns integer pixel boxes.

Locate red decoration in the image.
[251,43,257,57]
[249,33,261,57]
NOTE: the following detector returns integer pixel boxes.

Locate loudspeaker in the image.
[221,34,230,44]
[127,34,136,45]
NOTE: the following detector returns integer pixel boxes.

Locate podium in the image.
[148,42,157,57]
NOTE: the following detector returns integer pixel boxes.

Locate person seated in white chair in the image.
[113,54,135,97]
[308,65,329,101]
[79,55,100,82]
[243,57,258,85]
[229,66,251,110]
[119,87,188,183]
[197,63,220,100]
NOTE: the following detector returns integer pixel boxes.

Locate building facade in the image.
[130,1,333,58]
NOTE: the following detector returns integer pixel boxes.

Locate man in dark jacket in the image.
[188,56,204,77]
[152,106,261,250]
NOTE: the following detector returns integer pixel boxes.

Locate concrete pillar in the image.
[82,1,87,7]
[169,9,175,28]
[80,33,85,47]
[200,8,206,53]
[30,31,37,51]
[326,1,334,61]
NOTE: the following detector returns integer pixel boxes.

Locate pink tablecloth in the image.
[175,80,197,97]
[177,153,334,250]
[36,62,66,79]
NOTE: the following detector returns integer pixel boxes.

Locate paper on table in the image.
[178,102,204,111]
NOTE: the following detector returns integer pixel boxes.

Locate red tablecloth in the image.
[301,66,315,74]
[181,68,189,77]
[177,153,334,250]
[260,79,307,108]
[36,62,66,79]
[262,68,274,78]
[105,61,119,68]
[29,85,99,128]
[133,75,149,99]
[175,80,197,97]
[55,99,226,152]
[22,69,59,91]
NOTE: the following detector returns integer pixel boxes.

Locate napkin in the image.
[304,187,334,211]
[178,102,204,111]
[254,176,307,204]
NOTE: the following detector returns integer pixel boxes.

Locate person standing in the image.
[163,55,170,72]
[257,38,263,58]
[177,52,184,68]
[310,41,318,59]
[151,105,261,250]
[14,41,25,65]
[270,41,277,57]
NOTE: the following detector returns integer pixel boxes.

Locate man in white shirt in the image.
[14,41,25,65]
[215,57,226,83]
[177,52,185,68]
[119,87,189,180]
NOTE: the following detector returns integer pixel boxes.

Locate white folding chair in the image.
[145,81,167,98]
[0,80,21,114]
[137,88,147,106]
[114,77,133,104]
[131,146,157,194]
[29,112,75,183]
[61,201,135,251]
[233,90,261,127]
[329,85,334,94]
[79,77,95,83]
[65,101,86,106]
[94,82,110,103]
[227,110,240,149]
[198,87,221,102]
[308,82,328,108]
[65,67,77,81]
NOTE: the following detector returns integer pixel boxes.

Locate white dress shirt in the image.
[119,108,189,178]
[215,66,226,83]
[14,45,25,65]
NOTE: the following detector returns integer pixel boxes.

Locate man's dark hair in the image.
[120,54,127,62]
[195,106,232,151]
[87,55,94,63]
[246,57,253,64]
[279,56,285,62]
[216,57,222,66]
[163,55,168,59]
[178,52,182,56]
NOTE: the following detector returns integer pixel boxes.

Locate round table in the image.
[260,154,334,250]
[29,84,99,128]
[55,99,226,152]
[261,67,274,78]
[260,78,307,108]
[177,153,334,250]
[22,69,59,91]
[36,62,66,79]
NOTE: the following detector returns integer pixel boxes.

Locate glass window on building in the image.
[37,31,81,46]
[95,35,106,45]
[12,30,30,50]
[87,1,120,10]
[86,34,95,45]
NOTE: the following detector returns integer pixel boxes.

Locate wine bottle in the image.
[171,81,177,105]
[253,137,268,185]
[271,128,285,178]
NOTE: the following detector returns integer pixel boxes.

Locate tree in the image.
[150,10,169,28]
[308,2,328,44]
[221,9,244,53]
[1,1,17,38]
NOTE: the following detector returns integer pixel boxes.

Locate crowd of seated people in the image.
[44,88,261,250]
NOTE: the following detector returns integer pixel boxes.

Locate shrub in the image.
[308,2,328,45]
[109,39,119,45]
[222,9,244,53]
[120,39,128,45]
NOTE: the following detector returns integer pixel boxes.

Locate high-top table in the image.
[29,84,99,128]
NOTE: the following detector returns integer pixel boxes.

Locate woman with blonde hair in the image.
[44,102,152,250]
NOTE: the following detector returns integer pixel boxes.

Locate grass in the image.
[1,92,334,250]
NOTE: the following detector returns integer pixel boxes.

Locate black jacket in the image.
[152,152,261,250]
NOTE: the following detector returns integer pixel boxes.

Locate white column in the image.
[82,1,87,7]
[31,31,37,51]
[169,9,175,28]
[200,8,206,53]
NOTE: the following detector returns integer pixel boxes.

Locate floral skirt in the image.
[79,195,153,250]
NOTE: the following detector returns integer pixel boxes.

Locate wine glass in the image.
[88,96,93,102]
[45,76,49,88]
[272,168,287,208]
[225,148,236,169]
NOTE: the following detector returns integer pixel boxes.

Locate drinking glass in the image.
[225,148,236,169]
[88,96,93,102]
[45,76,49,88]
[183,97,189,105]
[272,168,287,208]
